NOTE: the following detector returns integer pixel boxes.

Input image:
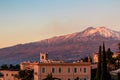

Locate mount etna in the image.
[0,27,120,65]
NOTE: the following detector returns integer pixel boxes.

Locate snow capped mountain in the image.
[81,27,120,39]
[0,26,120,65]
[47,27,120,41]
[39,27,120,44]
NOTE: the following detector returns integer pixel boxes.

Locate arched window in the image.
[59,68,61,73]
[52,68,55,73]
[42,56,44,59]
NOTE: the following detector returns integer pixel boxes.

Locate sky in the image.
[0,0,120,48]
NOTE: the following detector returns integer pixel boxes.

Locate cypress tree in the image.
[101,42,108,80]
[106,48,114,65]
[95,45,102,80]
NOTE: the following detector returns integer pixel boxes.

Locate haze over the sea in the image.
[0,0,120,48]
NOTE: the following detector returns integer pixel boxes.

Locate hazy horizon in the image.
[0,0,120,48]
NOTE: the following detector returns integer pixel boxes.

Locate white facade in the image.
[33,63,91,80]
[20,53,91,80]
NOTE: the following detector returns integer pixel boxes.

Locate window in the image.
[42,67,45,73]
[11,74,14,76]
[80,68,82,72]
[34,72,37,75]
[68,68,70,73]
[74,68,77,73]
[52,68,55,73]
[84,78,86,80]
[42,56,44,59]
[59,68,61,73]
[84,68,86,73]
[68,78,71,80]
[75,77,79,80]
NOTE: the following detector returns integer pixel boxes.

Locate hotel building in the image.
[21,53,91,80]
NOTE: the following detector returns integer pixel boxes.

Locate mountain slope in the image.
[0,27,120,65]
[81,27,120,39]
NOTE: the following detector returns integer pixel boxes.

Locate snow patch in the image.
[82,27,120,39]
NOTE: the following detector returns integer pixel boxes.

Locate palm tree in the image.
[0,64,9,70]
[16,70,34,80]
[43,73,61,80]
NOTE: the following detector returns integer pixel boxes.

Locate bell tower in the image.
[40,52,48,63]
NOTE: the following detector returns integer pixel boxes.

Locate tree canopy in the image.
[16,70,34,80]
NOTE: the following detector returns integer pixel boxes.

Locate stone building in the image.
[20,52,91,80]
[34,62,91,80]
[92,52,120,63]
[0,70,18,80]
